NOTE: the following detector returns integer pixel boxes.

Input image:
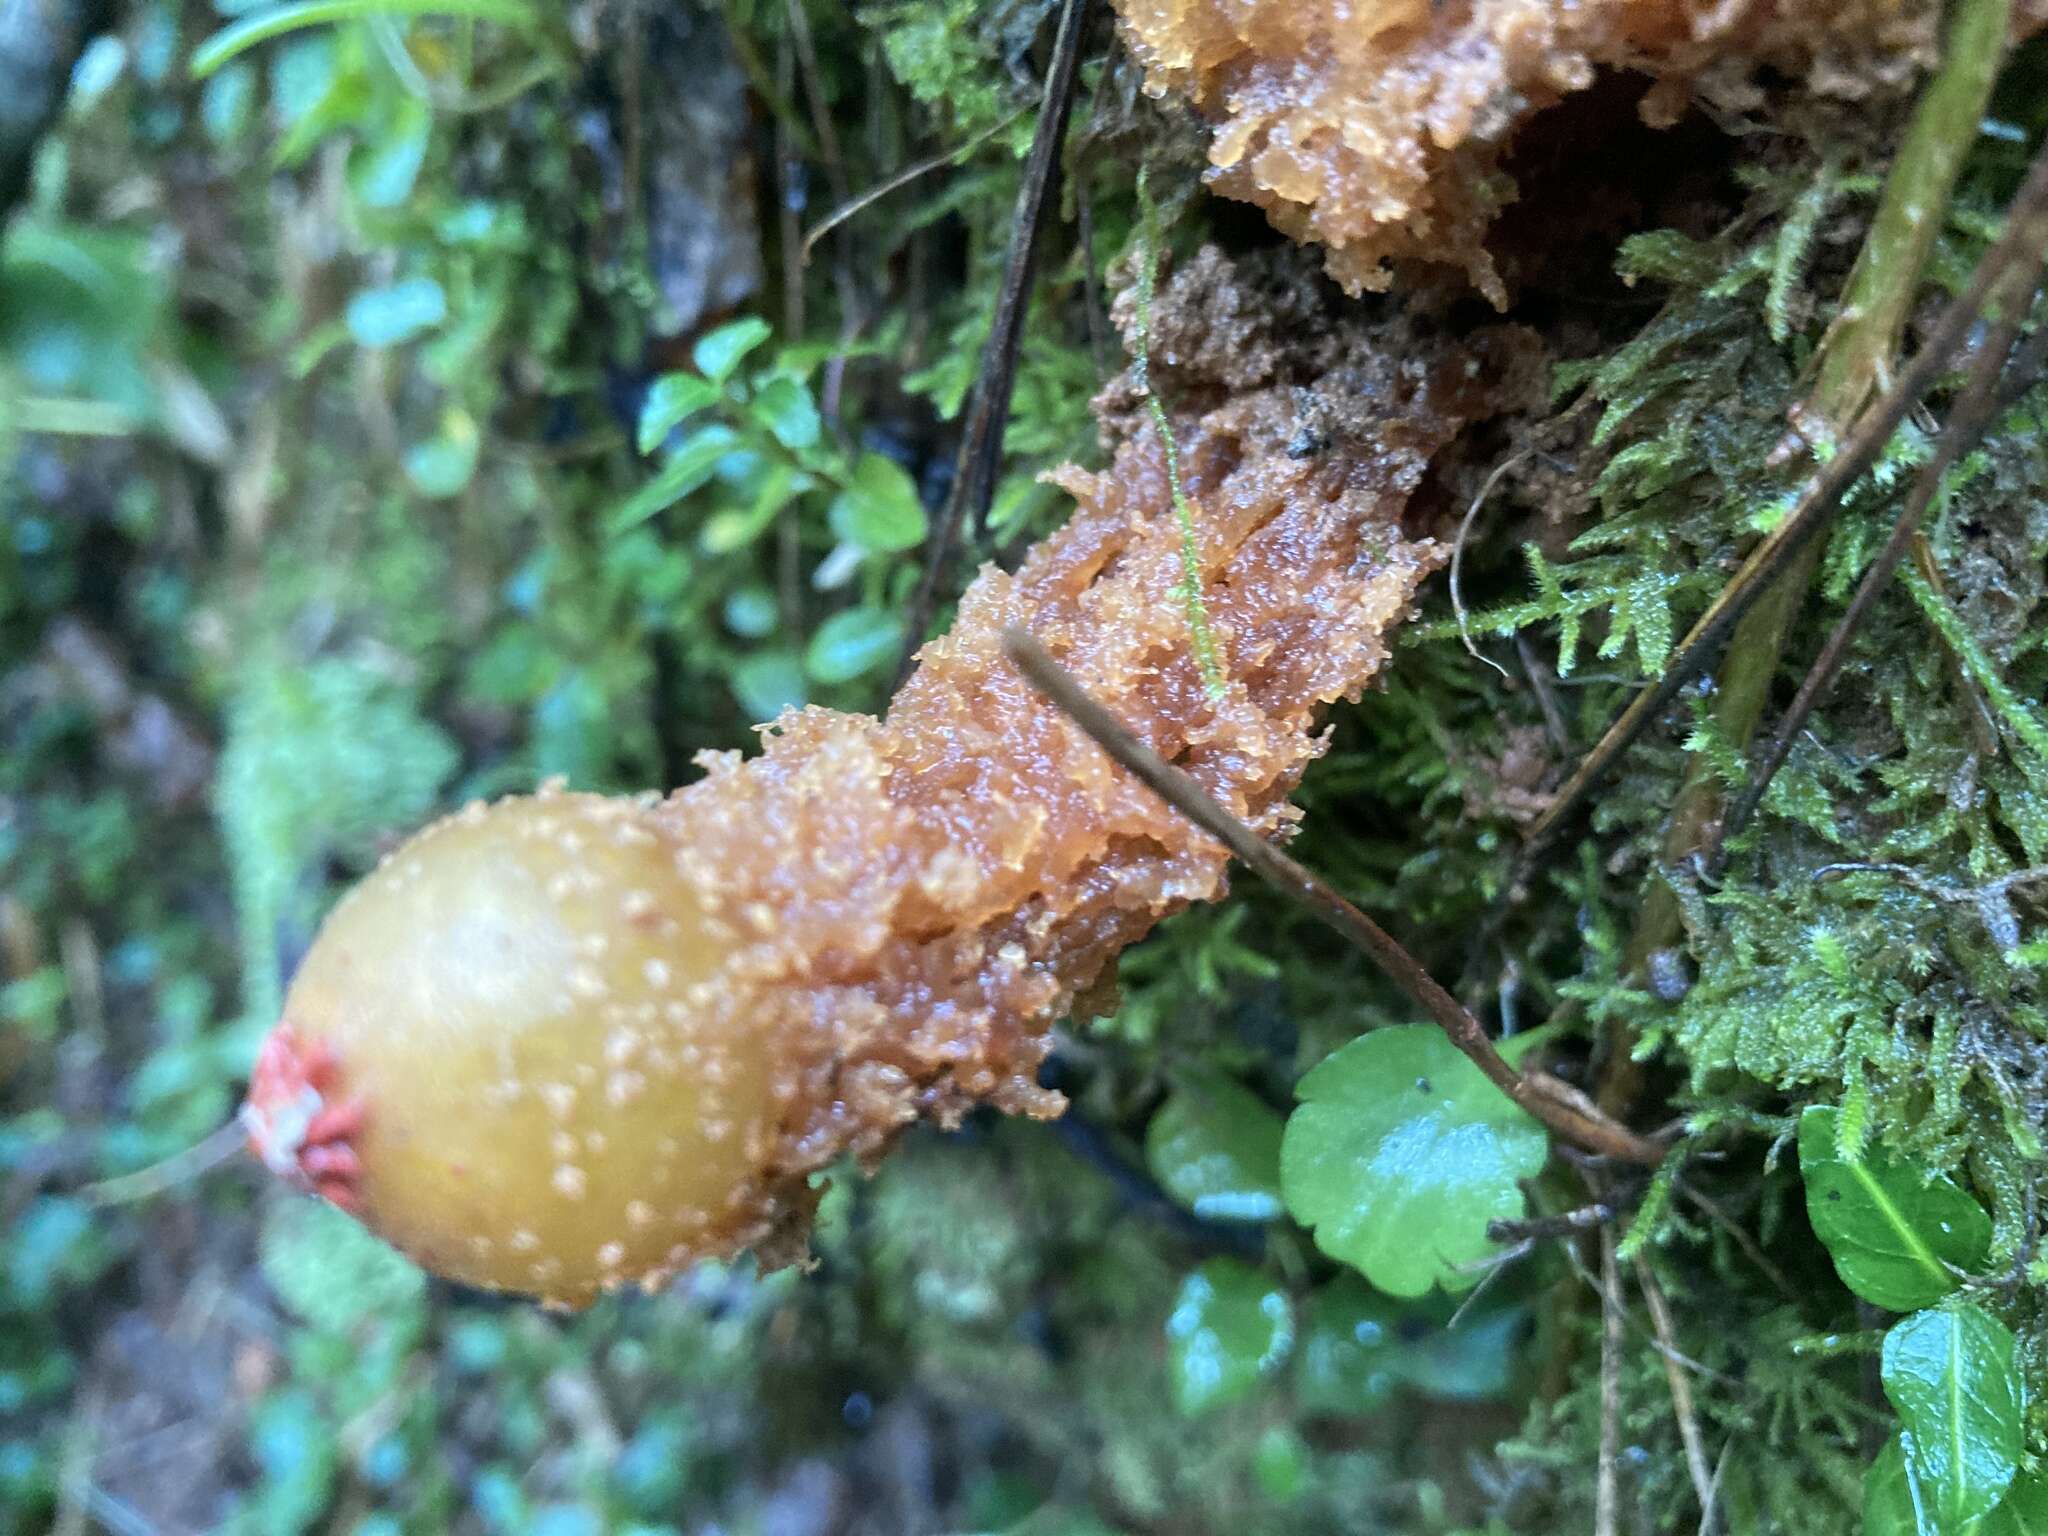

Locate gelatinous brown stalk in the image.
[1005,628,1668,1167]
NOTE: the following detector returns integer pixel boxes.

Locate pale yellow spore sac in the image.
[269,790,784,1304]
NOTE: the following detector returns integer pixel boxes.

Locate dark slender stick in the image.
[893,0,1093,687]
[1512,141,2048,888]
[1718,264,2047,852]
[1003,628,1667,1167]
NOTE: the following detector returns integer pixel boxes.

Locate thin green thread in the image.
[1133,167,1226,698]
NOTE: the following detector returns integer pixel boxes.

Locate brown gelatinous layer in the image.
[253,254,1543,1304]
[1110,0,2036,306]
[658,282,1545,1250]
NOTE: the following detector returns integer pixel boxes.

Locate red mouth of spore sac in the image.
[241,1024,368,1213]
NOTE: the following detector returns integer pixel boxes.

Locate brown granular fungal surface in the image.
[256,252,1542,1304]
[1110,0,2041,307]
[664,255,1545,1233]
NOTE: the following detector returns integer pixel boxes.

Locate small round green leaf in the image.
[805,606,902,686]
[1294,1277,1400,1416]
[351,98,431,210]
[723,586,780,639]
[733,651,806,720]
[691,316,772,384]
[827,452,926,553]
[1800,1105,1991,1312]
[1294,1275,1522,1417]
[1280,1026,1547,1297]
[750,374,821,451]
[636,372,721,454]
[403,409,479,499]
[1164,1259,1294,1417]
[1253,1425,1311,1503]
[345,277,446,348]
[1144,1068,1285,1223]
[1881,1303,2023,1532]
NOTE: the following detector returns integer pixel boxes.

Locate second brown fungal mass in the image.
[252,253,1541,1303]
[1112,0,2045,307]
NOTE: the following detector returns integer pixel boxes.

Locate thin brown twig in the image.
[1636,1258,1716,1521]
[1486,1201,1618,1244]
[1677,1182,1796,1299]
[1003,628,1668,1167]
[799,106,1027,266]
[1510,139,2048,890]
[893,0,1095,687]
[1597,1226,1623,1536]
[1718,263,2048,851]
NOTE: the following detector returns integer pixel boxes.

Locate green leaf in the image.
[1279,1026,1547,1297]
[402,408,479,499]
[1294,1276,1521,1417]
[200,63,257,144]
[1144,1068,1285,1223]
[1252,1425,1310,1503]
[805,606,902,686]
[345,278,446,348]
[692,316,772,384]
[827,452,927,553]
[1293,1277,1400,1415]
[700,461,806,555]
[1800,1106,1991,1311]
[1862,1436,1919,1536]
[1164,1259,1294,1417]
[1986,1470,2048,1535]
[722,586,779,639]
[637,372,721,455]
[733,651,806,721]
[260,1198,425,1334]
[610,425,741,532]
[1881,1303,2024,1532]
[351,97,431,210]
[191,0,542,78]
[750,374,821,450]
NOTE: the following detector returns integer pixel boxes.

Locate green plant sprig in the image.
[1132,166,1225,699]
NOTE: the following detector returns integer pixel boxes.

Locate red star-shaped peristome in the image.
[241,1024,368,1213]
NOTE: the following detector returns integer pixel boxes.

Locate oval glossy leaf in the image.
[1881,1303,2023,1532]
[692,316,772,384]
[1164,1258,1294,1417]
[805,606,902,686]
[636,372,721,455]
[1801,1105,1991,1312]
[1280,1026,1547,1297]
[345,277,446,348]
[827,452,926,553]
[1144,1069,1285,1223]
